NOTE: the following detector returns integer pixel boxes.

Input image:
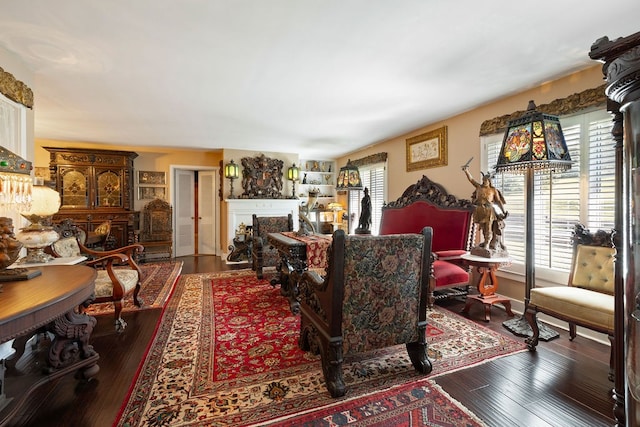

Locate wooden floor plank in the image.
[2,256,617,426]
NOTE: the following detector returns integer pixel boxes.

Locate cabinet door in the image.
[95,168,124,209]
[59,167,91,209]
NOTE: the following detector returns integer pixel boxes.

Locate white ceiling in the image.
[1,1,638,159]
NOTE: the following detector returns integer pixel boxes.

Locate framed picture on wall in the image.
[138,170,166,185]
[406,126,448,171]
[138,186,166,200]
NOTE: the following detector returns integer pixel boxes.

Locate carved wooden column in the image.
[590,31,640,427]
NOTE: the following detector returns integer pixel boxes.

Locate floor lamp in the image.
[495,101,572,341]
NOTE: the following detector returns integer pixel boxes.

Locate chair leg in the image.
[524,308,540,351]
[406,341,432,374]
[133,282,143,307]
[113,300,127,332]
[322,340,345,398]
[569,322,577,341]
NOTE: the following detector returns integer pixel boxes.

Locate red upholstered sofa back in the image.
[379,175,475,254]
[379,201,472,253]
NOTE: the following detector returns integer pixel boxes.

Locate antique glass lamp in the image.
[336,159,362,191]
[495,100,572,339]
[224,160,240,198]
[287,163,299,198]
[16,182,61,264]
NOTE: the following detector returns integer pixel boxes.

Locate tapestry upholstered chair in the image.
[297,227,434,397]
[251,214,294,279]
[50,219,145,332]
[525,223,615,379]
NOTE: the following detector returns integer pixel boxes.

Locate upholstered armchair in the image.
[50,219,145,332]
[525,223,615,379]
[298,227,434,397]
[251,214,294,279]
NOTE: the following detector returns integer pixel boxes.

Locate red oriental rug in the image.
[85,260,183,316]
[115,269,526,426]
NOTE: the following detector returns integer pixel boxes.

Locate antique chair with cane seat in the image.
[252,214,294,279]
[524,223,615,379]
[50,218,145,332]
[297,227,434,397]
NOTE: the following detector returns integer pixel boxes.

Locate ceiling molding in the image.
[479,84,607,136]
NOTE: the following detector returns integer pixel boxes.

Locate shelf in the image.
[299,159,337,201]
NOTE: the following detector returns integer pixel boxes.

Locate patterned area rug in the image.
[115,269,526,426]
[85,260,183,316]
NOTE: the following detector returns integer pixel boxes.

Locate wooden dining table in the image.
[0,265,99,426]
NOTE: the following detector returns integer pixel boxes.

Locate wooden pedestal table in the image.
[0,265,99,426]
[461,254,514,322]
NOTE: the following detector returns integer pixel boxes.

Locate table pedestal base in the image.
[462,293,514,322]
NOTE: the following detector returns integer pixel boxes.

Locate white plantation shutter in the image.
[483,109,614,275]
[348,163,386,235]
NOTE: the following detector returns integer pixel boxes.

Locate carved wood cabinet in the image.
[44,147,140,248]
[590,31,640,426]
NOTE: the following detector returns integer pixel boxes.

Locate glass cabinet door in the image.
[60,167,89,209]
[95,168,122,208]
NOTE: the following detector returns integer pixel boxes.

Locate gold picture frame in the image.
[406,126,448,171]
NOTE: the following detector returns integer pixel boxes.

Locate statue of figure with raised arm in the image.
[462,166,508,257]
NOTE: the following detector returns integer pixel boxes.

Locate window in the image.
[347,163,387,235]
[482,109,615,277]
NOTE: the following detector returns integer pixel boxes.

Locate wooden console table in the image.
[0,265,99,426]
[460,254,514,322]
[267,232,308,313]
[267,232,332,313]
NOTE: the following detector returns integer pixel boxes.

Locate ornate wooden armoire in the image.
[45,147,139,248]
[590,31,640,426]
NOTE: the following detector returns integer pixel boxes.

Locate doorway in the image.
[170,165,219,257]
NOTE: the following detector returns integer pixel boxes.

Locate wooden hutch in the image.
[45,147,139,248]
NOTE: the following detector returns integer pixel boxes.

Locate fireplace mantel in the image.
[225,199,299,261]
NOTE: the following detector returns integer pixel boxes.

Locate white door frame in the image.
[169,164,220,256]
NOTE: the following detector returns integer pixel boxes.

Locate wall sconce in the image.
[16,182,61,264]
[224,160,240,199]
[287,163,299,198]
[336,159,362,191]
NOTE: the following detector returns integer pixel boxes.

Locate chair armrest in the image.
[298,269,328,317]
[86,253,129,270]
[79,242,144,260]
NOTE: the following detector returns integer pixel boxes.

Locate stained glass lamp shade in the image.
[495,100,572,339]
[336,159,362,191]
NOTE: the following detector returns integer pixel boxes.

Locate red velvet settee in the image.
[380,175,476,308]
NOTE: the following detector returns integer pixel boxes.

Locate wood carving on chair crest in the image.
[385,175,475,210]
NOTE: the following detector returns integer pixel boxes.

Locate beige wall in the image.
[34,139,223,213]
[337,64,605,201]
[336,64,607,318]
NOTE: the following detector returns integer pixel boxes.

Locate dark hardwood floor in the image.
[4,256,615,427]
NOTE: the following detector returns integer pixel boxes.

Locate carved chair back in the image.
[298,227,434,397]
[251,214,294,278]
[141,198,173,242]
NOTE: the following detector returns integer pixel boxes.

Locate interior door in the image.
[174,169,195,257]
[197,170,217,254]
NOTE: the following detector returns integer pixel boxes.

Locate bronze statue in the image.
[462,166,508,256]
[355,187,372,234]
